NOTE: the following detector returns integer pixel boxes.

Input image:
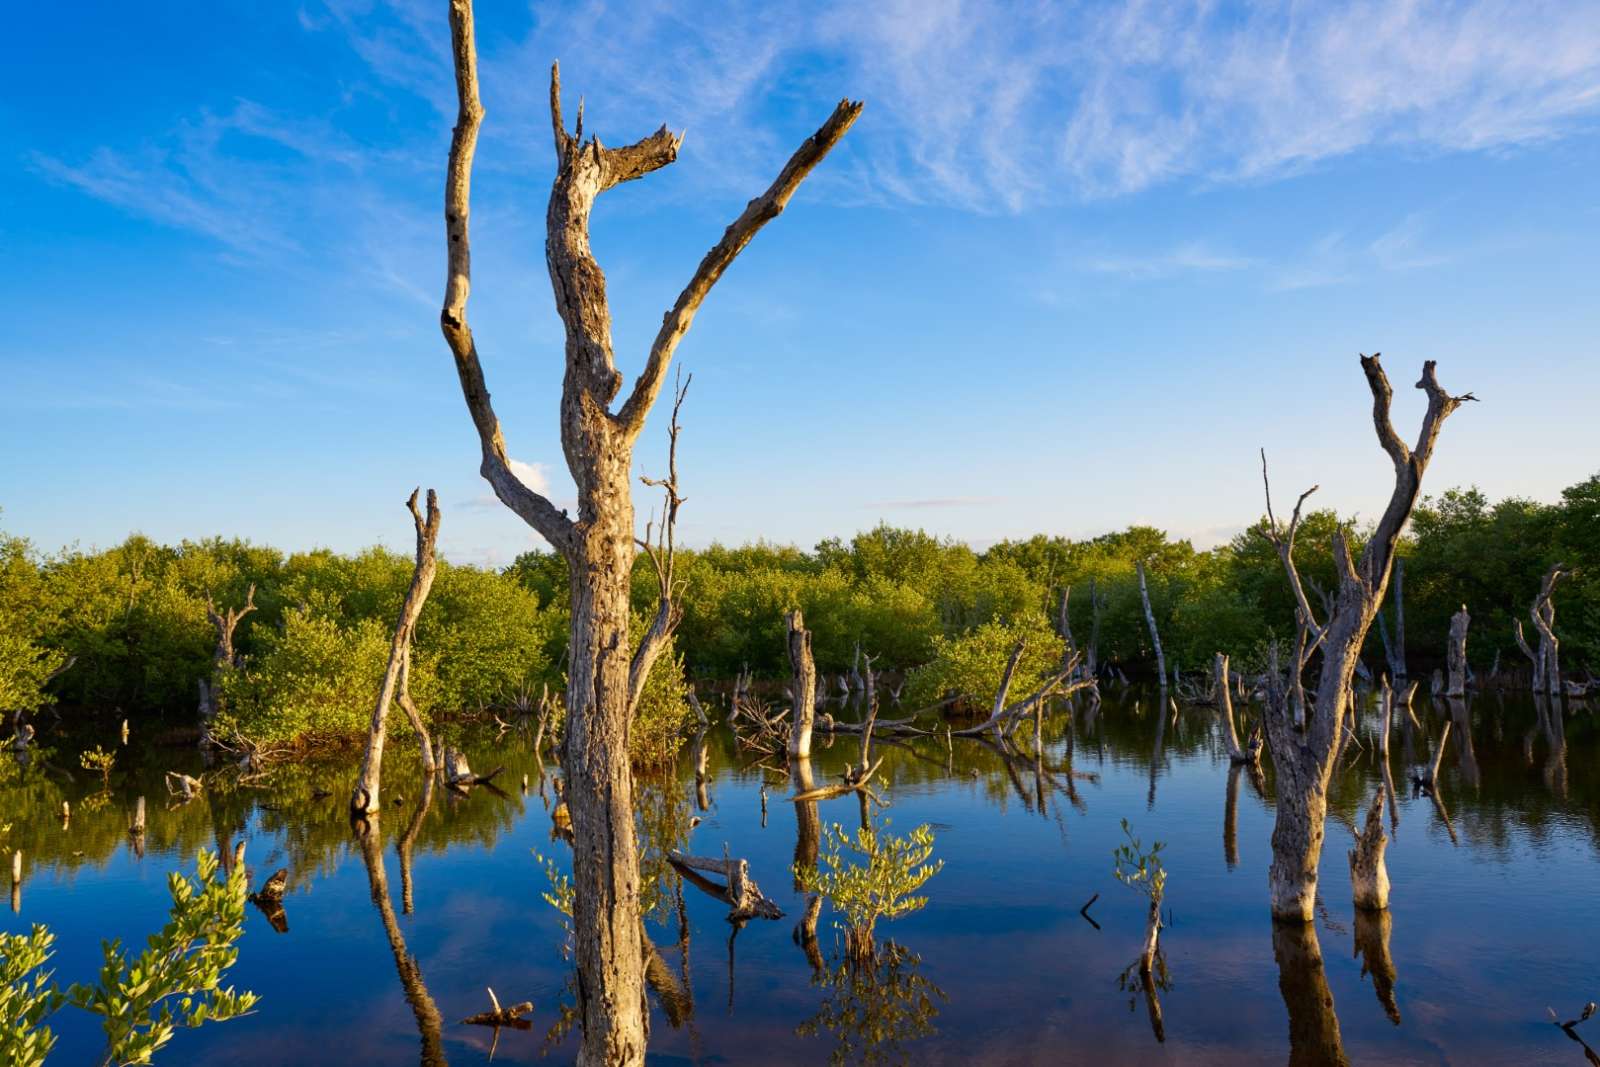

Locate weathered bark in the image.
[787,610,817,758]
[1258,357,1472,921]
[1216,652,1260,765]
[351,490,441,819]
[1446,605,1470,697]
[1273,921,1350,1067]
[1136,561,1166,687]
[1348,784,1390,911]
[438,6,858,1059]
[668,849,784,920]
[1529,563,1571,695]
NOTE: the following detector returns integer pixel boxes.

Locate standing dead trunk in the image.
[1528,563,1570,695]
[1446,605,1470,697]
[1216,652,1259,765]
[198,584,255,744]
[1086,578,1104,679]
[1057,586,1078,676]
[351,490,441,819]
[1347,784,1390,911]
[1258,357,1473,921]
[437,8,859,1060]
[1136,561,1166,688]
[1376,557,1408,682]
[787,611,817,759]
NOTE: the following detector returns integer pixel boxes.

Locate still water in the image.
[3,690,1595,1065]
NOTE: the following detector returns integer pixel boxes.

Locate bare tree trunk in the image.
[1446,605,1470,697]
[1347,784,1389,910]
[1086,578,1103,679]
[437,8,859,1060]
[1136,561,1166,688]
[198,584,255,744]
[351,490,441,819]
[1257,357,1473,922]
[1057,586,1077,675]
[1216,652,1259,764]
[788,611,816,758]
[1529,563,1570,696]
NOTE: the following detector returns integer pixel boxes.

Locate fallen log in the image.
[461,986,533,1027]
[668,848,784,920]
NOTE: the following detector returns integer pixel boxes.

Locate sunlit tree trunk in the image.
[1258,358,1473,921]
[437,5,859,1059]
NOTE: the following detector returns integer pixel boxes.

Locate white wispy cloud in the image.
[1080,242,1254,280]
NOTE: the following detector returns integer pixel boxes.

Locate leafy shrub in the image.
[0,848,256,1066]
[903,617,1063,710]
[796,819,943,961]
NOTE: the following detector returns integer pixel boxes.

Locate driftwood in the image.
[462,985,534,1027]
[445,747,504,789]
[250,867,290,934]
[668,848,784,921]
[351,490,441,818]
[165,771,201,801]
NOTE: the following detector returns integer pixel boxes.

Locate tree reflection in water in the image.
[796,941,947,1066]
[355,812,447,1067]
[1273,920,1349,1067]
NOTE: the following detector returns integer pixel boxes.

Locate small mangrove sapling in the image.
[794,820,943,962]
[1113,819,1168,977]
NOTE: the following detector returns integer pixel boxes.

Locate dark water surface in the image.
[3,690,1596,1065]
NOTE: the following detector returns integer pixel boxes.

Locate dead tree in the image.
[437,5,860,1060]
[197,584,255,744]
[1057,586,1078,675]
[1216,652,1260,765]
[1258,356,1473,922]
[787,610,817,758]
[1375,557,1407,681]
[351,490,441,819]
[1136,561,1166,687]
[1086,577,1105,679]
[1347,784,1389,911]
[1516,563,1571,695]
[1446,605,1470,697]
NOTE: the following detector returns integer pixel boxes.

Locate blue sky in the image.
[3,1,1598,567]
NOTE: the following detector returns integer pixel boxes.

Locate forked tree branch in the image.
[442,0,575,555]
[614,98,865,440]
[628,372,692,715]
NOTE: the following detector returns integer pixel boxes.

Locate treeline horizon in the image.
[3,471,1595,737]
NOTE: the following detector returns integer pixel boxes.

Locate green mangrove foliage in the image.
[0,848,257,1067]
[797,820,944,961]
[2,472,1596,744]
